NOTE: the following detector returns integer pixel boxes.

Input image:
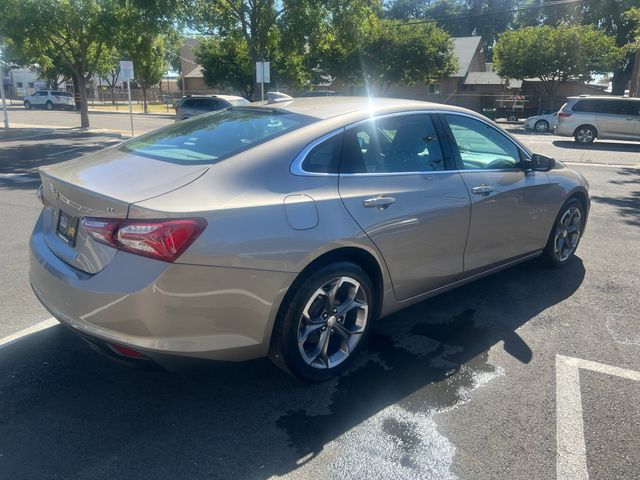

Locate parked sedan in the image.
[24,90,75,110]
[30,97,589,380]
[524,112,558,132]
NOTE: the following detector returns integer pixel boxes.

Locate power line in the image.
[394,0,584,27]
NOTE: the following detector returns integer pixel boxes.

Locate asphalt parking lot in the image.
[0,125,639,480]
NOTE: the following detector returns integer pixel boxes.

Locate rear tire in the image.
[24,101,32,110]
[541,198,584,268]
[574,125,596,144]
[534,120,549,132]
[507,113,518,122]
[269,262,374,381]
[45,101,53,110]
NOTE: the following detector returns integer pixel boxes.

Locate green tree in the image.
[317,19,457,95]
[0,0,180,127]
[195,33,254,99]
[494,25,623,105]
[126,35,167,113]
[190,0,381,98]
[625,7,640,96]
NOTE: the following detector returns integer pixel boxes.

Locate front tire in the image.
[507,113,518,122]
[24,101,32,110]
[542,198,584,267]
[45,101,53,110]
[269,262,374,381]
[574,125,596,144]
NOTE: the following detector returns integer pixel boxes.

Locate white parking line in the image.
[556,355,640,480]
[0,318,59,349]
[562,161,640,169]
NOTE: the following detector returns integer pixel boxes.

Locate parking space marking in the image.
[556,355,640,480]
[0,317,59,349]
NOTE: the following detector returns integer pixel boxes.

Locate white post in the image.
[127,81,134,136]
[261,61,265,101]
[0,76,8,129]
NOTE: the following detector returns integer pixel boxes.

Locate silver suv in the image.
[174,94,250,122]
[555,96,640,144]
[23,90,75,110]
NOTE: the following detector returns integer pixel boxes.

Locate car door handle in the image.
[363,196,396,209]
[471,185,495,195]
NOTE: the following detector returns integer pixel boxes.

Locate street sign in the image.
[120,60,134,81]
[256,62,270,83]
[119,60,135,136]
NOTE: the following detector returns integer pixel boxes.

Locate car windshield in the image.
[119,108,309,163]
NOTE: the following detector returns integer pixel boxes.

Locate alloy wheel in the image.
[297,276,368,369]
[554,206,582,262]
[576,128,594,143]
[535,120,549,132]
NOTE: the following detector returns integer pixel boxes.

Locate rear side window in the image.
[120,109,310,163]
[301,134,342,173]
[180,99,196,108]
[572,99,637,115]
[340,114,445,174]
[53,91,72,97]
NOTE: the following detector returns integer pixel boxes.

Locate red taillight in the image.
[82,217,206,262]
[109,343,147,359]
[558,112,572,117]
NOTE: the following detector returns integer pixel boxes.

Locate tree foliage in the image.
[494,25,623,97]
[317,19,457,95]
[0,0,179,127]
[195,33,254,99]
[125,35,167,112]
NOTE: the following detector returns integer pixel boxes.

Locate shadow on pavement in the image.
[0,258,585,479]
[552,140,640,153]
[591,168,640,227]
[0,129,122,190]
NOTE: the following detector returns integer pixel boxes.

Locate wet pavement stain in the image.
[277,307,500,464]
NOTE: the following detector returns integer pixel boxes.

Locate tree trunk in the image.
[111,86,116,104]
[629,50,640,98]
[77,75,90,128]
[142,87,148,113]
[611,63,633,95]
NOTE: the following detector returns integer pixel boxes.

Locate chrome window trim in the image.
[290,109,532,177]
[290,128,344,177]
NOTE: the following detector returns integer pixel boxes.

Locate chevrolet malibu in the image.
[30,97,589,380]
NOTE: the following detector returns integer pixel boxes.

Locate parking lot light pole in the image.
[0,78,9,129]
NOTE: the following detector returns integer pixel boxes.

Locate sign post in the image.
[119,60,134,136]
[0,77,8,130]
[256,61,270,101]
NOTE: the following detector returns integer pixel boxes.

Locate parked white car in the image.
[524,112,558,132]
[24,90,75,110]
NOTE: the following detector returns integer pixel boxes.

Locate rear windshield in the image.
[119,108,309,163]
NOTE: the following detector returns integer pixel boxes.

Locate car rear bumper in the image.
[29,220,295,366]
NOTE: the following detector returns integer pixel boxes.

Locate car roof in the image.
[568,96,640,101]
[253,96,467,120]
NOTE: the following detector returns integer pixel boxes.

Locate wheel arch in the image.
[573,124,598,138]
[268,246,386,348]
[567,188,590,230]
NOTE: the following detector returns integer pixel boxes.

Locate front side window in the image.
[120,109,310,163]
[444,114,521,170]
[340,114,445,174]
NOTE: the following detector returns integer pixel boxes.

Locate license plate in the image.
[57,210,79,246]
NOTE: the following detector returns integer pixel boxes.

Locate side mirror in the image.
[525,153,555,172]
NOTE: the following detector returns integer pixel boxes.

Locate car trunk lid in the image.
[39,148,209,274]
